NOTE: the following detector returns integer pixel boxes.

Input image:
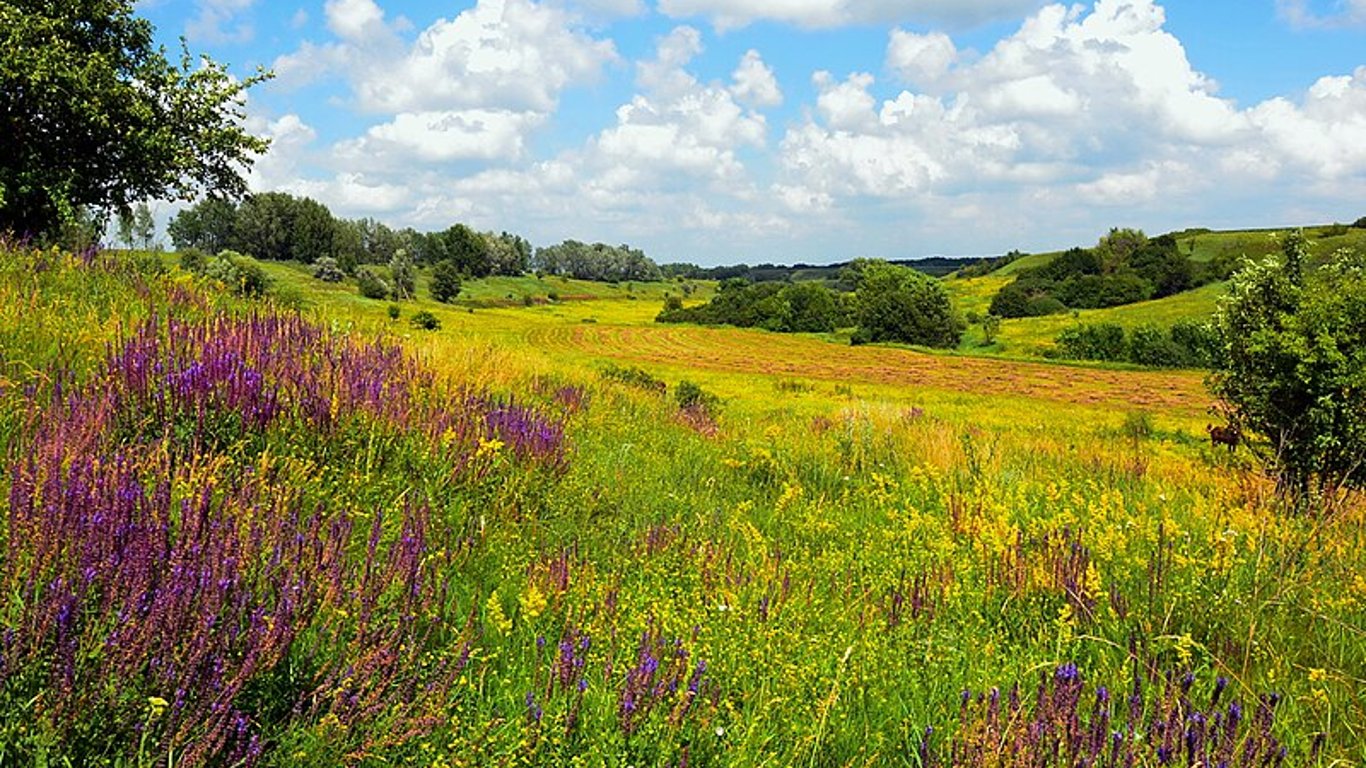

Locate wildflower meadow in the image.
[0,242,1362,766]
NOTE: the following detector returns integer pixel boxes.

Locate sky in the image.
[135,0,1366,265]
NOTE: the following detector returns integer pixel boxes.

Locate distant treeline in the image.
[169,194,663,284]
[660,256,990,283]
[658,259,965,349]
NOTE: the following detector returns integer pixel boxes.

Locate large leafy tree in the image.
[0,0,270,236]
[852,260,964,348]
[1211,232,1366,504]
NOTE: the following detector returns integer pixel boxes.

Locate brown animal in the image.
[1207,423,1240,451]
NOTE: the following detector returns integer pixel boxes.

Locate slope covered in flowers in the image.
[0,244,1362,766]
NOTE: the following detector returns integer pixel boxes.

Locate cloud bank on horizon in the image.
[148,0,1366,264]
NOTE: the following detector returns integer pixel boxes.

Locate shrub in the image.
[1353,216,1366,229]
[1055,323,1127,362]
[356,267,389,300]
[675,380,719,413]
[1211,233,1366,502]
[312,256,345,282]
[853,261,964,348]
[178,247,208,274]
[410,310,440,330]
[663,295,684,313]
[1170,320,1219,367]
[387,303,401,320]
[1126,324,1184,368]
[1025,295,1068,316]
[430,259,462,303]
[600,364,665,392]
[203,250,269,297]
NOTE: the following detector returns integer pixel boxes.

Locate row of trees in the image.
[532,241,662,283]
[658,280,848,333]
[168,194,533,277]
[657,259,965,349]
[989,230,1212,318]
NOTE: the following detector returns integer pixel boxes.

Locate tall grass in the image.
[0,242,1362,766]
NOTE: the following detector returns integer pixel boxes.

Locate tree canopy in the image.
[852,261,964,348]
[0,0,270,236]
[1211,232,1366,503]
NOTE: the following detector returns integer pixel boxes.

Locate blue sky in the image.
[136,0,1366,265]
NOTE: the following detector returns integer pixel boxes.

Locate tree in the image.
[1210,232,1366,504]
[0,0,270,237]
[291,197,336,265]
[852,261,964,348]
[430,259,462,303]
[233,192,298,261]
[168,198,238,254]
[388,249,416,300]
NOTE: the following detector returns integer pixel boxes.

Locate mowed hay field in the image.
[2,246,1364,766]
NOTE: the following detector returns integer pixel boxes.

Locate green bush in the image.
[1126,325,1184,368]
[409,310,440,330]
[1055,323,1127,362]
[430,259,462,303]
[312,256,345,282]
[356,267,389,300]
[178,247,208,274]
[1211,234,1366,500]
[387,304,401,320]
[853,261,963,348]
[203,250,269,297]
[675,380,719,413]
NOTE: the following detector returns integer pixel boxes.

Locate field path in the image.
[530,322,1210,416]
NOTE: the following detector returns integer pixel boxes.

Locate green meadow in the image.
[1,238,1363,767]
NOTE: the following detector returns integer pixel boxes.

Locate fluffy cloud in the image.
[731,50,783,108]
[337,109,547,163]
[272,0,617,113]
[773,0,1366,253]
[886,30,957,86]
[781,0,1253,201]
[656,0,1043,30]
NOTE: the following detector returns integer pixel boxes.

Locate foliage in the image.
[599,363,665,392]
[1211,233,1366,500]
[409,309,440,330]
[989,231,1207,318]
[169,198,239,254]
[0,1,270,236]
[852,260,964,348]
[1055,320,1218,368]
[355,266,389,300]
[674,379,719,413]
[311,256,345,283]
[430,259,463,303]
[657,279,846,333]
[388,249,416,300]
[1055,322,1128,362]
[201,250,269,297]
[534,240,662,283]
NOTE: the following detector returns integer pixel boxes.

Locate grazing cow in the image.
[1207,423,1240,451]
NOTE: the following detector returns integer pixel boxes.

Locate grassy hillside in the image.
[951,224,1366,361]
[2,243,1364,766]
